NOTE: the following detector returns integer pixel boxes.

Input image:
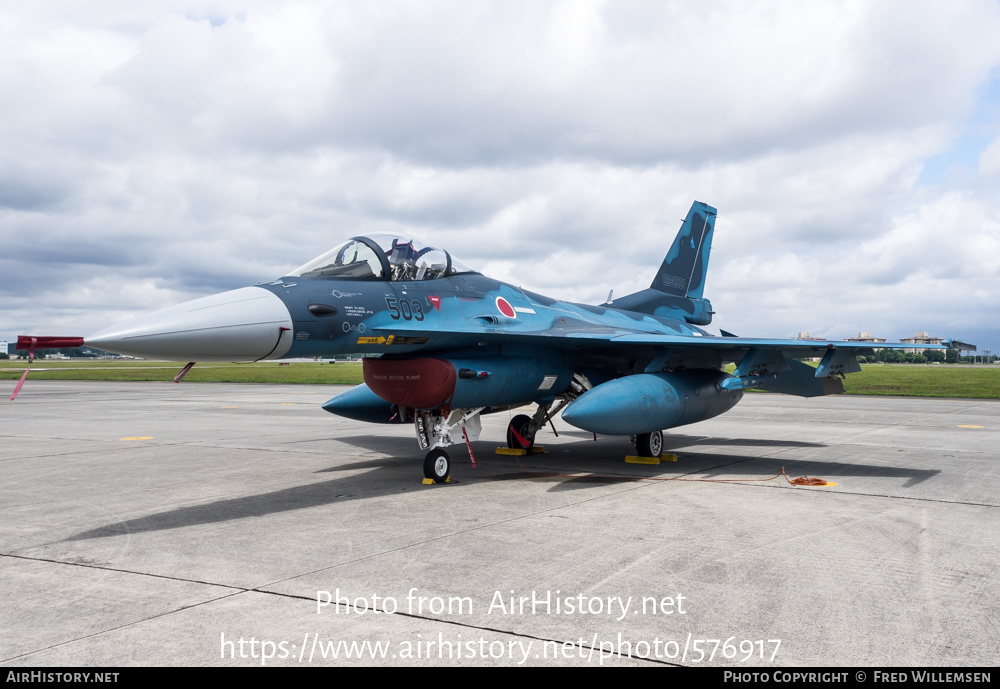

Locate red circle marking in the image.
[496,297,516,318]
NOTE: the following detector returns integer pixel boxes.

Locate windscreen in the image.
[288,239,385,279]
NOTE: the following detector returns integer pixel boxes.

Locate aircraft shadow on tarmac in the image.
[660,433,827,449]
[327,431,828,455]
[63,438,940,541]
[554,460,937,492]
[536,430,827,449]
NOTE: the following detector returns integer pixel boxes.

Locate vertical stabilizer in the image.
[651,201,716,299]
[610,201,717,325]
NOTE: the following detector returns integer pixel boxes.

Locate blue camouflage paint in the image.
[55,201,942,446]
[562,369,741,435]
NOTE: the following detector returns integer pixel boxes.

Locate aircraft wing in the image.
[369,323,942,397]
[608,333,939,385]
[610,333,926,352]
[370,322,932,358]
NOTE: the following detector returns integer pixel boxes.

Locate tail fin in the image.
[610,201,717,325]
[651,201,716,299]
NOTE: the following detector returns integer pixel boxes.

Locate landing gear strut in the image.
[506,373,592,451]
[413,407,483,483]
[505,378,592,452]
[635,430,663,458]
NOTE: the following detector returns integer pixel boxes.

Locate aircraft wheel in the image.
[635,430,663,458]
[506,414,534,449]
[423,449,450,484]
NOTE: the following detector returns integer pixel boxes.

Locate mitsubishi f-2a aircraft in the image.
[16,201,932,483]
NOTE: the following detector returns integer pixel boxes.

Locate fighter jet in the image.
[15,201,933,483]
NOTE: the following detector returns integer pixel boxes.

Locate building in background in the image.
[900,331,946,354]
[846,332,887,343]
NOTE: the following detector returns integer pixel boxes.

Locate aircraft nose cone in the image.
[85,287,294,361]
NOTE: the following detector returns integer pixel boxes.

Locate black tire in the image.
[506,414,534,449]
[635,430,663,458]
[423,449,450,483]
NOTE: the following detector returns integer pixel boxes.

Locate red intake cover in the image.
[16,336,85,349]
[363,358,457,410]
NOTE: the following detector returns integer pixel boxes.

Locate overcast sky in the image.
[3,1,999,352]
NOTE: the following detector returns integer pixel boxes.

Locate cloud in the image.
[980,134,1000,177]
[2,1,1000,351]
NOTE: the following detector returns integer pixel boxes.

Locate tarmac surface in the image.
[2,381,998,667]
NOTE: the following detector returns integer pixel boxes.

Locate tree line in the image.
[863,349,997,364]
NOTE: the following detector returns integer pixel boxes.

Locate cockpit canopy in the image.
[288,234,475,281]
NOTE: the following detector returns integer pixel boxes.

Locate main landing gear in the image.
[633,430,663,458]
[506,414,534,450]
[504,374,593,453]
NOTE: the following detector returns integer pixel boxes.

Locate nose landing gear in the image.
[423,448,451,484]
[415,407,483,485]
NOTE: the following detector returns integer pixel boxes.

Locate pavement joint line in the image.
[666,475,1000,508]
[668,439,1000,506]
[0,552,244,592]
[3,391,319,405]
[0,448,110,464]
[6,445,992,549]
[158,442,389,458]
[730,402,999,428]
[0,552,249,664]
[673,454,763,478]
[0,553,671,667]
[734,483,1000,508]
[722,404,997,459]
[246,588,676,667]
[0,588,246,665]
[517,451,1000,507]
[827,441,995,456]
[0,434,376,458]
[738,398,996,427]
[817,404,996,444]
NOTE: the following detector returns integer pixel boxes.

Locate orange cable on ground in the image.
[786,474,834,486]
